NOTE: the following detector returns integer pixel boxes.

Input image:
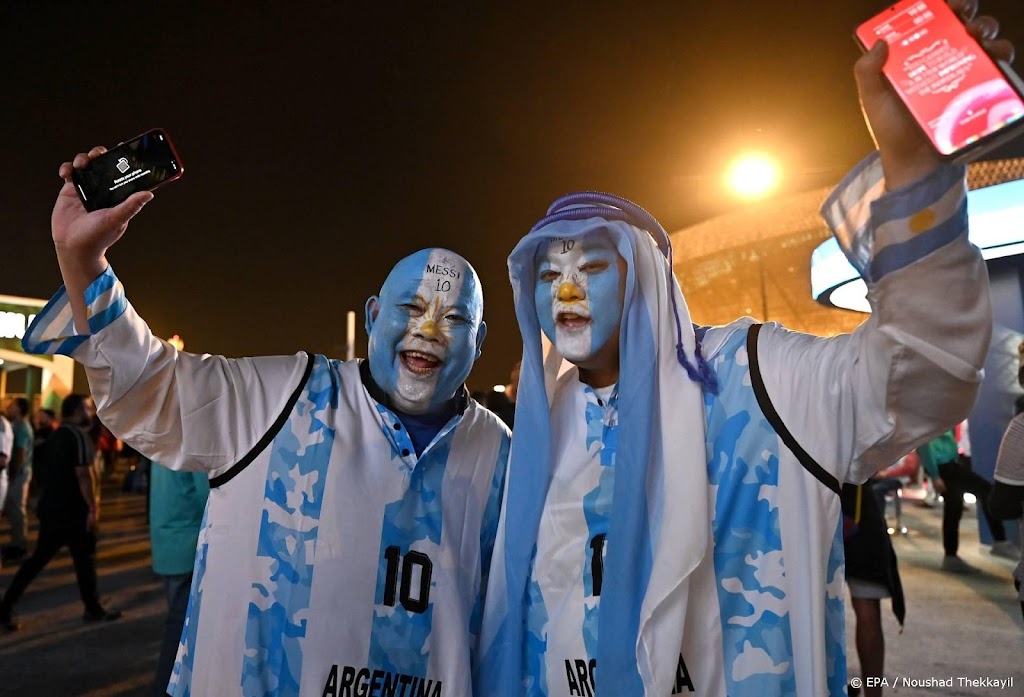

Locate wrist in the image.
[879,152,941,192]
[54,247,108,285]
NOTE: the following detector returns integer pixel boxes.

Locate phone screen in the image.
[73,129,183,211]
[856,0,1024,156]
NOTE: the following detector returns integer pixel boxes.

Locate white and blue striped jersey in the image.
[487,154,991,696]
[24,277,510,697]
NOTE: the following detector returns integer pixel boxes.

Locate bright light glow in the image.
[726,154,781,199]
[168,334,185,351]
[964,493,977,505]
[492,384,506,393]
[0,359,5,366]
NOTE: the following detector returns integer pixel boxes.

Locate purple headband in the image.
[531,191,719,394]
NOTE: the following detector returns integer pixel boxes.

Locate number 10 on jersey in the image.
[382,546,433,614]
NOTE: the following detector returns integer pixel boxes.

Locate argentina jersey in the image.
[22,261,510,697]
[170,358,510,697]
[525,374,618,697]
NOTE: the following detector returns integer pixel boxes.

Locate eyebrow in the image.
[392,290,425,304]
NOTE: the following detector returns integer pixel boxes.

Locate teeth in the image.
[405,351,438,361]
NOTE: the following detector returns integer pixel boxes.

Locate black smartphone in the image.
[855,0,1024,163]
[72,128,184,211]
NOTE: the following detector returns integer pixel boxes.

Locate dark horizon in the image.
[6,0,1024,393]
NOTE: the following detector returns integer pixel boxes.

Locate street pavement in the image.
[847,485,1024,697]
[0,477,1022,696]
[0,479,164,697]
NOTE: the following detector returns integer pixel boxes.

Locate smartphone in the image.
[855,0,1024,162]
[72,128,184,211]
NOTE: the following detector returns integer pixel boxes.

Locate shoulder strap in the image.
[746,323,841,496]
[210,352,317,488]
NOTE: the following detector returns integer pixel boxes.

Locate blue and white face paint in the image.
[534,232,624,366]
[366,249,486,415]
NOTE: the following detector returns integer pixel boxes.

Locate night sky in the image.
[6,1,1024,392]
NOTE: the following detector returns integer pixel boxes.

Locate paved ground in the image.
[846,485,1024,697]
[0,477,1022,696]
[0,479,164,697]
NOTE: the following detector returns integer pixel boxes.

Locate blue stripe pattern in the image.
[870,198,968,280]
[824,519,848,697]
[22,266,128,356]
[820,154,966,283]
[82,267,117,303]
[169,505,211,697]
[581,388,617,660]
[704,329,796,695]
[368,438,449,676]
[470,434,510,667]
[598,283,654,695]
[241,356,336,696]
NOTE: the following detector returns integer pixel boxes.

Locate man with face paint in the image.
[479,3,1004,696]
[23,154,509,697]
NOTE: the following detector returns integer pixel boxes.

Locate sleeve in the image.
[23,267,313,476]
[994,413,1024,486]
[915,442,941,481]
[757,153,990,485]
[13,423,31,452]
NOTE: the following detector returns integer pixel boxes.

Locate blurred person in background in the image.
[990,349,1024,623]
[0,413,11,570]
[488,360,520,430]
[32,408,55,465]
[2,398,35,563]
[149,461,209,697]
[0,394,121,630]
[917,429,1016,573]
[842,481,904,697]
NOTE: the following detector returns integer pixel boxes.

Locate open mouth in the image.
[400,350,443,376]
[557,312,591,331]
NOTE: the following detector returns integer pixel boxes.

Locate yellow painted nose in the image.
[557,282,584,303]
[417,319,441,340]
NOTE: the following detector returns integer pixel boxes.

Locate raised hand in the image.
[52,146,154,333]
[854,0,1015,190]
[53,146,153,257]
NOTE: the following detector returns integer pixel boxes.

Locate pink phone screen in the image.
[856,0,1024,155]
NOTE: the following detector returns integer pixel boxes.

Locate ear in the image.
[474,321,488,360]
[364,296,380,335]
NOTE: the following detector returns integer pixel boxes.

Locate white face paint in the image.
[534,233,623,365]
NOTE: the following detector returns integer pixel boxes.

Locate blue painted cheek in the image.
[368,310,410,395]
[587,265,622,354]
[534,283,557,345]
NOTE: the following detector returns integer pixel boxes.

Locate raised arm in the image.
[755,1,1008,483]
[24,147,311,475]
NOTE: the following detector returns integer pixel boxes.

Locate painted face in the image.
[534,232,624,365]
[366,249,486,415]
